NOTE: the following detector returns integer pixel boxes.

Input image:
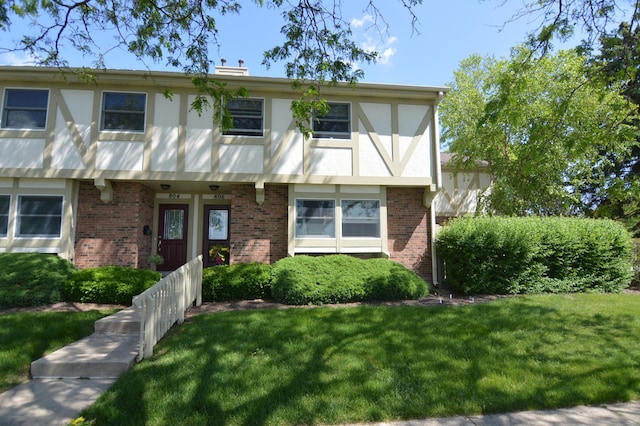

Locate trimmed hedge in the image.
[0,253,76,307]
[271,255,428,305]
[202,263,272,301]
[63,266,161,305]
[436,216,634,294]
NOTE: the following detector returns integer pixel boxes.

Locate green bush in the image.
[632,239,640,287]
[0,253,76,308]
[436,216,634,294]
[271,255,428,305]
[202,263,272,301]
[63,266,161,305]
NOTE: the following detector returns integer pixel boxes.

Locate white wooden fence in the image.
[132,255,203,360]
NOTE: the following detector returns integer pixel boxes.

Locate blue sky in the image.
[0,0,579,88]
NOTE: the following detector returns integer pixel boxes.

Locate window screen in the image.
[341,200,380,238]
[295,199,336,238]
[224,98,264,136]
[0,195,9,237]
[101,92,146,131]
[312,103,350,139]
[2,89,49,129]
[17,195,63,237]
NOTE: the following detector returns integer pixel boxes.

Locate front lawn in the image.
[0,309,118,392]
[81,294,640,425]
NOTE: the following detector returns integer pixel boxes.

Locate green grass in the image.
[81,294,640,425]
[0,309,118,392]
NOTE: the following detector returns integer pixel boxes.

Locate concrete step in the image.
[31,333,139,379]
[94,306,140,334]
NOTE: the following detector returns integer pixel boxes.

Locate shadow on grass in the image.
[0,311,113,392]
[82,295,640,425]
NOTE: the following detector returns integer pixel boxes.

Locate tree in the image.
[582,19,640,234]
[0,0,421,134]
[498,0,639,56]
[440,46,638,216]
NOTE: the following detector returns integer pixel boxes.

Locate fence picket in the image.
[133,255,203,361]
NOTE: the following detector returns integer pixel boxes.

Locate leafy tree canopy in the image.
[497,0,639,58]
[0,0,421,135]
[440,46,639,216]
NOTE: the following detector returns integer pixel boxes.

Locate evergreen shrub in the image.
[0,253,76,307]
[271,255,428,305]
[436,216,634,294]
[63,266,161,305]
[202,263,272,301]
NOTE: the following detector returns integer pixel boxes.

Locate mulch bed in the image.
[2,287,638,316]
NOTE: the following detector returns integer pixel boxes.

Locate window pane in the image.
[5,89,49,108]
[5,110,48,128]
[224,98,264,136]
[295,199,335,238]
[103,93,146,112]
[163,209,184,240]
[101,92,146,131]
[2,89,49,129]
[313,103,350,139]
[342,200,380,238]
[208,210,229,240]
[17,195,63,237]
[0,195,9,237]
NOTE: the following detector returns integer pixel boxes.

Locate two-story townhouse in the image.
[0,64,453,283]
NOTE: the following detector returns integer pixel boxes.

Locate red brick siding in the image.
[386,187,432,282]
[74,181,155,269]
[230,184,288,264]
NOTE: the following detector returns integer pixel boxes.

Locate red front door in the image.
[203,205,230,268]
[157,204,188,270]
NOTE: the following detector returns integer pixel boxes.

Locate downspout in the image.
[430,200,439,287]
[431,91,445,287]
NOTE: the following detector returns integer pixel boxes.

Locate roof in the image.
[0,66,449,102]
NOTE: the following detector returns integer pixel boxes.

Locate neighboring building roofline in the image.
[440,152,489,169]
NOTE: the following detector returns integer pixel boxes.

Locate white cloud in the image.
[360,35,398,65]
[351,14,374,28]
[0,51,39,66]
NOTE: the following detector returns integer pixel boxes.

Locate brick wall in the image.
[74,181,155,269]
[230,184,288,264]
[386,187,432,282]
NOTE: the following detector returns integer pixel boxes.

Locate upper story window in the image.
[341,200,380,238]
[223,98,264,136]
[295,199,335,238]
[16,195,63,238]
[101,92,146,132]
[312,102,350,139]
[1,88,49,129]
[0,195,9,238]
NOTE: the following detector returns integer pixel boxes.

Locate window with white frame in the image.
[312,103,350,139]
[295,199,335,238]
[224,98,264,136]
[341,200,380,238]
[101,92,146,131]
[0,195,9,237]
[1,88,49,129]
[16,195,63,238]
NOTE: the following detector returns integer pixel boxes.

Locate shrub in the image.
[0,253,76,308]
[63,266,161,305]
[202,263,272,301]
[271,255,428,305]
[436,216,634,294]
[632,239,640,287]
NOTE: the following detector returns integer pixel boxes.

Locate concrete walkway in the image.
[1,306,639,426]
[0,306,141,426]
